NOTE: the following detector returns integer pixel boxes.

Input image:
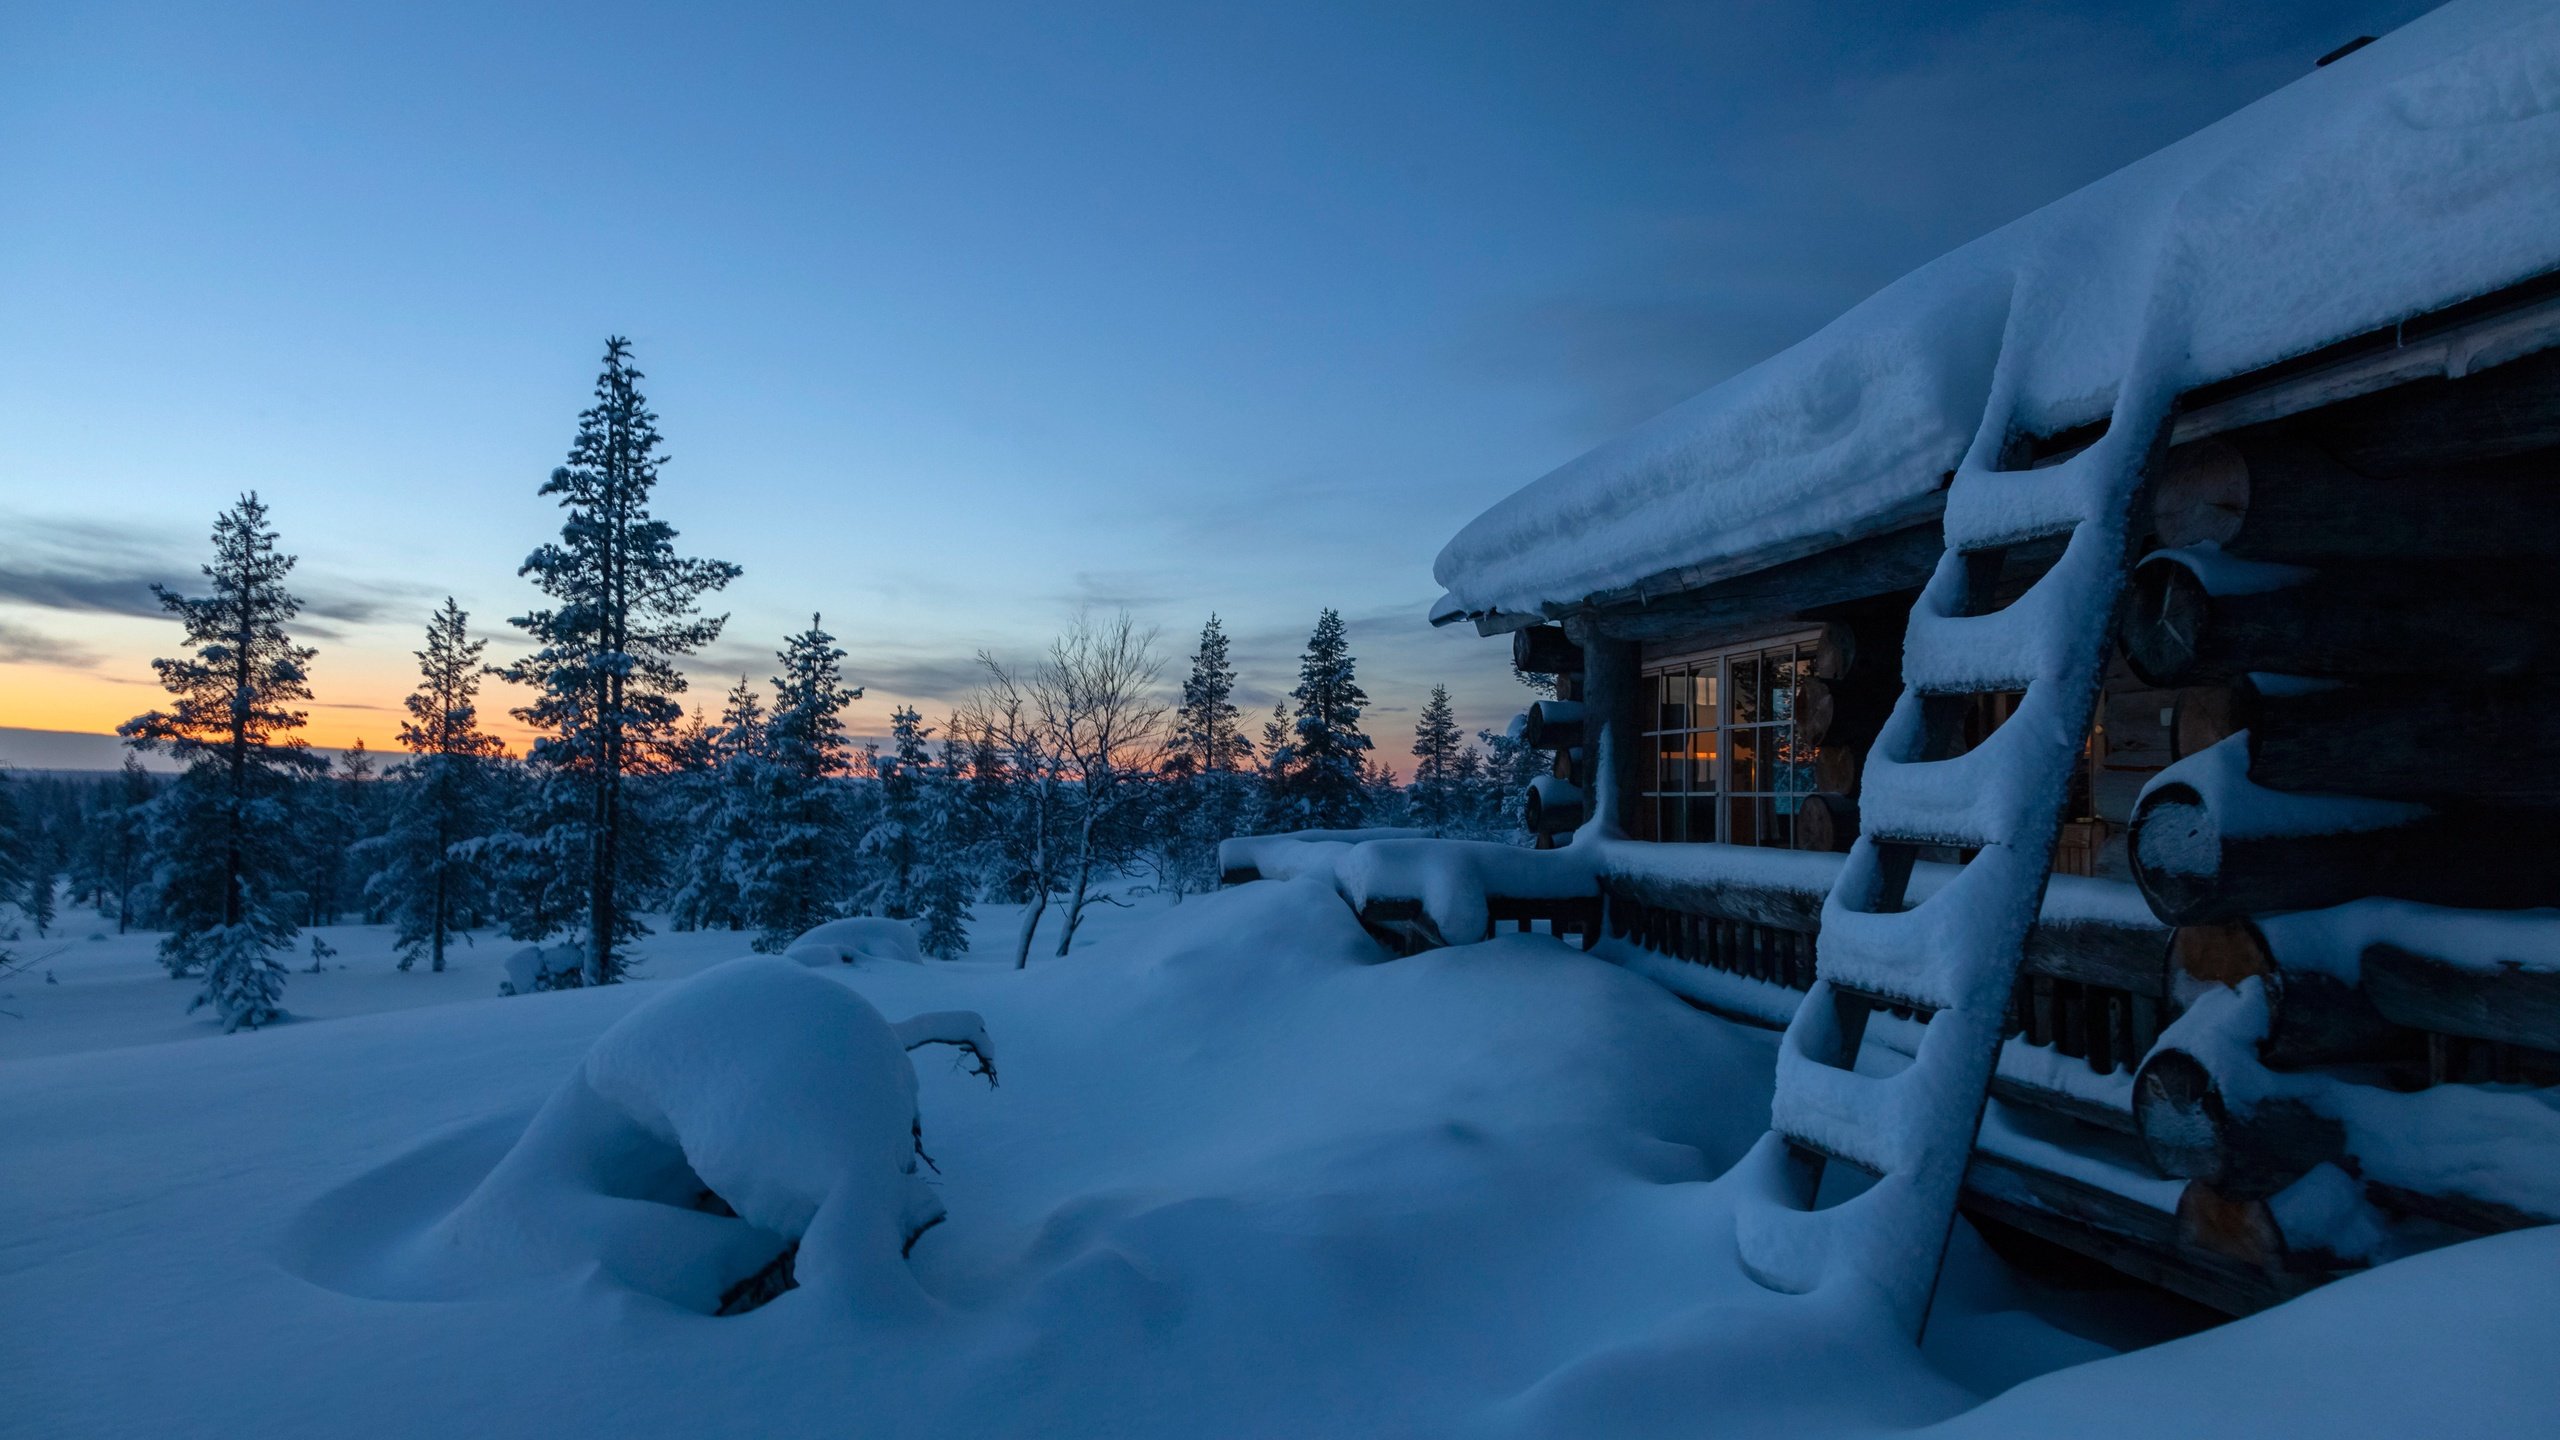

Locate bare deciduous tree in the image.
[1046,612,1166,956]
[964,611,1166,968]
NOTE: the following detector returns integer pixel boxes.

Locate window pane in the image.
[1770,655,1800,724]
[1730,728,1761,792]
[1690,730,1719,789]
[1691,671,1717,722]
[1761,797,1792,850]
[1658,796,1685,843]
[1656,673,1687,733]
[1728,795,1757,847]
[1656,735,1687,791]
[1687,795,1719,845]
[1731,655,1762,724]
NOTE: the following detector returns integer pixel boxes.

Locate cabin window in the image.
[1639,633,1819,847]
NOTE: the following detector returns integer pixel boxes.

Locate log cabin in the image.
[1242,4,2560,1320]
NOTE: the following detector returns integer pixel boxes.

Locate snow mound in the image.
[498,941,585,995]
[783,916,926,967]
[305,958,961,1316]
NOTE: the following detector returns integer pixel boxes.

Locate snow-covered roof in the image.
[1433,0,2560,628]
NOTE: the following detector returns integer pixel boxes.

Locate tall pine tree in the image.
[859,706,933,918]
[368,599,505,972]
[1267,608,1371,831]
[912,716,977,959]
[502,338,740,984]
[1167,614,1250,776]
[119,494,322,1029]
[1410,683,1466,836]
[741,617,861,951]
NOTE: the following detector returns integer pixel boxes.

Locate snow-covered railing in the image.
[1220,830,2174,1092]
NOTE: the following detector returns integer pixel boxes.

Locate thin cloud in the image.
[0,620,103,669]
[0,511,438,628]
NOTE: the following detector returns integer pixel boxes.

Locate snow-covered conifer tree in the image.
[119,493,322,1029]
[1168,615,1250,777]
[858,707,933,918]
[912,718,976,959]
[102,758,154,932]
[741,617,861,951]
[25,843,56,938]
[1409,684,1466,836]
[501,338,740,985]
[366,599,505,972]
[1155,615,1261,894]
[1475,721,1544,842]
[669,679,767,932]
[1266,608,1372,831]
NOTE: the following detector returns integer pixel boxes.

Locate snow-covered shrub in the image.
[781,916,925,967]
[497,942,585,996]
[415,958,992,1315]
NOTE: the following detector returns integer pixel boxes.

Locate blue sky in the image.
[0,0,2432,767]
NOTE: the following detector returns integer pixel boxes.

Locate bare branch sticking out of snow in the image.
[893,1010,999,1087]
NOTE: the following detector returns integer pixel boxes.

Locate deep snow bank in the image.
[3,879,2552,1438]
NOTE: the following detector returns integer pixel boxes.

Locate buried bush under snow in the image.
[498,942,586,996]
[399,958,992,1314]
[782,917,927,967]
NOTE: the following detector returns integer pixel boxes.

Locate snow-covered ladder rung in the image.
[1732,366,2175,1335]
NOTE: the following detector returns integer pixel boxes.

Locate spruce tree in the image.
[670,679,767,932]
[1410,683,1465,836]
[1168,614,1251,776]
[741,617,861,951]
[1268,608,1372,831]
[502,337,740,984]
[1477,722,1546,842]
[0,775,23,927]
[1157,614,1258,894]
[913,718,977,959]
[859,706,932,918]
[106,757,154,932]
[368,599,504,972]
[119,493,321,1029]
[25,840,55,938]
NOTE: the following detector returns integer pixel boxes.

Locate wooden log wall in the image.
[1513,626,1587,849]
[2112,351,2560,1275]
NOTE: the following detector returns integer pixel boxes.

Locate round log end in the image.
[1798,792,1859,853]
[1814,743,1862,797]
[2131,784,2225,927]
[2152,438,2249,549]
[1795,675,1838,744]
[2175,1182,2288,1268]
[2172,922,2273,987]
[2135,1047,2228,1184]
[2122,555,2214,689]
[1512,625,1582,678]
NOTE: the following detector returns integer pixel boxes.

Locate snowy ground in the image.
[4,883,2553,1438]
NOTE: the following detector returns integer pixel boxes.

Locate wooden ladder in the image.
[1730,342,2178,1336]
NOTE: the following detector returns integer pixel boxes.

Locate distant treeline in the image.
[0,338,1538,1029]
